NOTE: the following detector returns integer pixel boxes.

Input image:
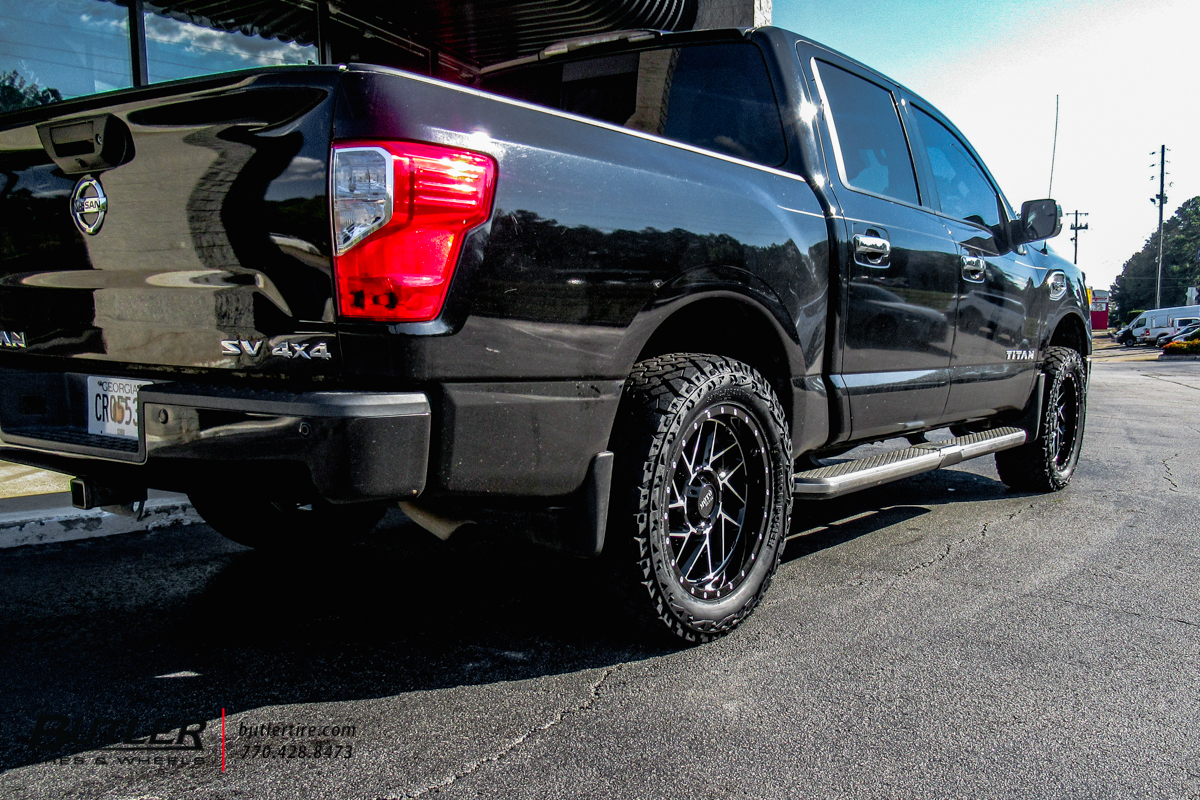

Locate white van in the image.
[1131,305,1200,344]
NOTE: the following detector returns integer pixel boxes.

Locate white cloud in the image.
[910,0,1200,288]
[144,14,315,67]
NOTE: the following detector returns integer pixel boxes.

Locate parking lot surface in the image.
[1,357,1198,799]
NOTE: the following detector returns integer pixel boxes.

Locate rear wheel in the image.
[610,354,792,643]
[995,346,1086,491]
[188,492,386,551]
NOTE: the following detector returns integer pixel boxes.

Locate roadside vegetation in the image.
[1110,196,1200,320]
[1163,338,1200,354]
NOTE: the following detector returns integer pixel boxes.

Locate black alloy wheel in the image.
[995,346,1087,491]
[667,403,771,601]
[611,353,792,643]
[1046,366,1081,474]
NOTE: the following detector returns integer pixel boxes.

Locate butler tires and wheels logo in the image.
[28,710,362,771]
[30,712,209,767]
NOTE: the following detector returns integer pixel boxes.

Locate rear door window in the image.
[811,60,919,205]
[481,42,788,167]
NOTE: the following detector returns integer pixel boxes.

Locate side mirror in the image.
[1011,199,1062,246]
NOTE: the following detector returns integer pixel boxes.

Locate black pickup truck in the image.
[0,26,1089,641]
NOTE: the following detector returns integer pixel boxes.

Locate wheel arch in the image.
[1045,310,1091,359]
[630,293,799,433]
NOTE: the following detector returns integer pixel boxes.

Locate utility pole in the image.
[1067,210,1089,265]
[1151,145,1169,309]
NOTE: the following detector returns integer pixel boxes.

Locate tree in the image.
[0,70,62,115]
[1110,196,1200,318]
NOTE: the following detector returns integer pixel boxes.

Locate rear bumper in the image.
[0,369,430,502]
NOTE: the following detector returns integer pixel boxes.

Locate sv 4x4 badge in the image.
[220,339,333,360]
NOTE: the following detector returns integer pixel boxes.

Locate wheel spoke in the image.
[678,530,709,581]
[714,509,728,572]
[661,401,774,600]
[669,478,687,510]
[688,422,706,474]
[708,440,738,468]
[717,509,741,528]
[719,474,745,504]
[701,422,718,471]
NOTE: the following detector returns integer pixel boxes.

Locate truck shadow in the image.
[0,513,665,772]
[783,466,1017,563]
[1,466,1021,771]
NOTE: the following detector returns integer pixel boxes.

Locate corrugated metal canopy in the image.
[142,0,700,67]
[146,0,319,45]
[410,0,697,65]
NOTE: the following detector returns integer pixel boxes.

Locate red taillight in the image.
[331,140,496,322]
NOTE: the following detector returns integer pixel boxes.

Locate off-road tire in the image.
[609,354,792,643]
[188,492,386,551]
[995,346,1087,492]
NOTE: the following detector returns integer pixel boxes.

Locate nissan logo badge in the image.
[70,177,107,235]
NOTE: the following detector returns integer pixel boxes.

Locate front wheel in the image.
[995,346,1087,491]
[188,492,386,551]
[610,354,793,643]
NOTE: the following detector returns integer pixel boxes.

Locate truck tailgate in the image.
[0,69,341,376]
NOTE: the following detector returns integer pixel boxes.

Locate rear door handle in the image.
[854,234,891,267]
[961,255,985,282]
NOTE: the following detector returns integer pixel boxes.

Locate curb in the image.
[1158,353,1200,361]
[0,491,199,549]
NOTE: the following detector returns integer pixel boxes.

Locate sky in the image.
[773,0,1200,291]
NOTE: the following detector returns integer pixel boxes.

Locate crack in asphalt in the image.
[900,523,988,576]
[1163,453,1180,492]
[899,502,1035,578]
[400,665,621,798]
[1037,593,1199,630]
[1140,373,1200,393]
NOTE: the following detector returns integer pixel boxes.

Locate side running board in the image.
[793,427,1027,499]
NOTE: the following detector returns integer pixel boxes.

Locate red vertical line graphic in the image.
[221,708,226,771]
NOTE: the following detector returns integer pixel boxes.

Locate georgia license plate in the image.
[86,376,153,440]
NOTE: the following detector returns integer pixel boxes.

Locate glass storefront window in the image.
[145,10,317,84]
[0,0,132,112]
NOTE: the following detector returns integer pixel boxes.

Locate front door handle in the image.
[961,255,985,282]
[854,234,891,267]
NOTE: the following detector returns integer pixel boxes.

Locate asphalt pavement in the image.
[1,355,1197,800]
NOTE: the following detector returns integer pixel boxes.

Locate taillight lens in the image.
[331,141,496,322]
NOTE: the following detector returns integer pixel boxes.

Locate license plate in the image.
[86,376,153,440]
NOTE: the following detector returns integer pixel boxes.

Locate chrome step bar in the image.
[793,427,1027,499]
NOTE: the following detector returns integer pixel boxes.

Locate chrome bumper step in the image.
[793,427,1027,499]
